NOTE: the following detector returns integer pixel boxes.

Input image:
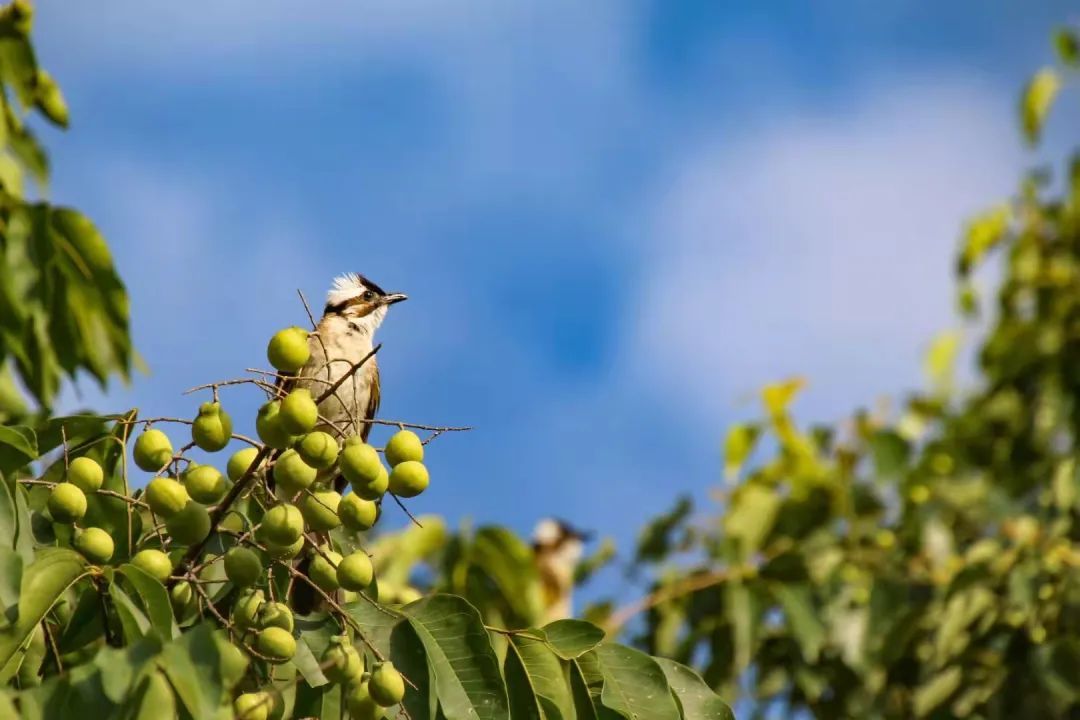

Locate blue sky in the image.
[34,2,1077,602]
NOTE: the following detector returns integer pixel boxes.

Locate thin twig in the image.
[603,569,729,635]
[389,493,423,529]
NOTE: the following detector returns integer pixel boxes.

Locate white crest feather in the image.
[326,273,367,307]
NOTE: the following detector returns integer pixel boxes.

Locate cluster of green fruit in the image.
[36,326,434,719]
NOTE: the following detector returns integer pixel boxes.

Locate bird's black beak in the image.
[382,292,408,305]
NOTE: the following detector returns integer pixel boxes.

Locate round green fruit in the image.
[234,692,272,720]
[232,589,265,630]
[299,489,342,531]
[322,640,364,684]
[48,482,87,524]
[389,461,429,498]
[257,601,294,632]
[340,442,382,484]
[165,501,211,545]
[263,535,304,559]
[261,503,304,545]
[345,681,381,720]
[227,447,260,482]
[280,389,318,434]
[309,548,343,592]
[133,429,174,472]
[74,527,114,564]
[183,464,228,504]
[368,662,406,707]
[384,430,423,467]
[296,431,339,470]
[191,401,233,452]
[267,326,310,373]
[170,581,195,615]
[131,549,172,582]
[145,477,190,517]
[338,493,378,532]
[272,449,317,494]
[256,626,296,664]
[66,456,103,493]
[337,551,374,591]
[224,547,263,587]
[256,401,294,450]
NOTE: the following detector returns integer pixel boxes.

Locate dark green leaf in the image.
[402,594,510,720]
[541,619,604,660]
[506,634,575,720]
[592,644,680,720]
[0,424,36,473]
[117,564,177,639]
[655,658,734,720]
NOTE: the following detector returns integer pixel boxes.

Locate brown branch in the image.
[313,344,381,405]
[603,569,730,636]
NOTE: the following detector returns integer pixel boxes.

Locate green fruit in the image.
[145,477,190,517]
[340,443,382,484]
[280,389,318,435]
[309,548,342,592]
[133,429,174,472]
[345,681,381,720]
[48,482,87,524]
[299,489,342,531]
[296,431,339,470]
[322,640,364,684]
[227,447,261,482]
[170,581,195,615]
[272,449,317,494]
[262,503,304,545]
[338,493,378,532]
[232,589,265,630]
[384,430,423,467]
[166,501,212,545]
[267,326,310,373]
[224,546,262,587]
[257,401,295,449]
[336,551,373,591]
[256,627,296,664]
[257,601,294,632]
[191,401,233,452]
[388,461,429,498]
[131,549,172,582]
[368,662,406,707]
[263,535,305,559]
[234,692,272,720]
[66,456,103,493]
[183,464,228,504]
[75,527,114,564]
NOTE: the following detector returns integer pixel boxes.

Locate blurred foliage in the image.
[0,0,133,424]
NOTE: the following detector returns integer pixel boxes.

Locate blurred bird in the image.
[294,273,407,485]
[533,518,592,622]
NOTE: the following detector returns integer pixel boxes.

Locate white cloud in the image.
[634,75,1025,423]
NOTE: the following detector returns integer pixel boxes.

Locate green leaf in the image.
[109,582,150,642]
[541,620,604,660]
[0,477,33,562]
[723,424,760,480]
[774,584,825,662]
[1021,67,1061,145]
[293,611,338,687]
[401,594,510,720]
[913,666,962,717]
[568,660,599,720]
[723,484,780,559]
[635,497,692,563]
[869,430,910,477]
[654,658,734,720]
[390,617,437,720]
[165,623,247,712]
[471,526,545,624]
[0,547,86,682]
[1054,27,1079,66]
[0,424,36,473]
[591,643,680,720]
[293,680,342,720]
[0,547,22,625]
[117,564,177,639]
[131,670,178,720]
[506,634,576,720]
[958,205,1011,275]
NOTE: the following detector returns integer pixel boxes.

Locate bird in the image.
[293,272,407,488]
[532,518,592,622]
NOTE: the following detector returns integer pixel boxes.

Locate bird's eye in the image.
[362,291,375,301]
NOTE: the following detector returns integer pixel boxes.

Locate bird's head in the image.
[322,273,407,335]
[532,517,592,566]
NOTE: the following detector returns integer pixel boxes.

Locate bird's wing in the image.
[361,364,380,442]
